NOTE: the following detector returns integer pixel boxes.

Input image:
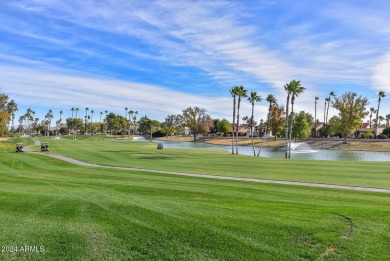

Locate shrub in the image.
[377,134,387,139]
[382,127,390,137]
[359,133,366,139]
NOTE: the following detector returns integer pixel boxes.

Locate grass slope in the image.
[29,138,390,189]
[1,152,390,260]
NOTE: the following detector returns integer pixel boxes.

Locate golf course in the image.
[1,137,390,260]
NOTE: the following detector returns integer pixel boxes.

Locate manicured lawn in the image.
[30,138,390,189]
[1,151,390,260]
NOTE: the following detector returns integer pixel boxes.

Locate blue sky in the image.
[1,0,390,123]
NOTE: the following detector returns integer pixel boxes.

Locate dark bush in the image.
[382,127,390,137]
[377,134,387,139]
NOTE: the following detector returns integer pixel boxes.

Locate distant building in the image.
[311,122,324,138]
[356,122,383,137]
[229,125,255,137]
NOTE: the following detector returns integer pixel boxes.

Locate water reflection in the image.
[130,137,390,161]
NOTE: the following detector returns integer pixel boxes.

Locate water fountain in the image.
[289,142,316,153]
[132,136,147,141]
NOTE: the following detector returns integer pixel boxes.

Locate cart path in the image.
[26,151,390,194]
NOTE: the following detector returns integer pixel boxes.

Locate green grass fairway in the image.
[1,151,390,260]
[31,138,390,189]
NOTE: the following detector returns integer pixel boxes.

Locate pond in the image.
[131,137,390,162]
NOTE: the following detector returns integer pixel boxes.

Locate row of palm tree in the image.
[124,108,138,135]
[230,86,247,155]
[229,81,307,158]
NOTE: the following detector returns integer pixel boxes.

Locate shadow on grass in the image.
[136,156,173,160]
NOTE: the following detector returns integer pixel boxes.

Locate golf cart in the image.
[16,143,24,152]
[41,142,49,152]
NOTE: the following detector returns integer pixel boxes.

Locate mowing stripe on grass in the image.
[28,152,390,194]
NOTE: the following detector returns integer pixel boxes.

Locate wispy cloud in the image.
[1,0,390,121]
[0,65,269,120]
[372,50,390,92]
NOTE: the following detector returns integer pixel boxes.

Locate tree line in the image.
[1,87,389,154]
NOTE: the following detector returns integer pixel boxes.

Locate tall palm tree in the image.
[71,107,75,133]
[323,98,330,135]
[105,110,108,134]
[265,94,277,137]
[11,113,15,134]
[129,110,134,135]
[57,110,63,135]
[314,96,319,137]
[45,109,53,137]
[374,91,385,138]
[288,80,305,158]
[124,107,128,135]
[284,82,292,159]
[100,112,103,123]
[229,86,240,154]
[7,99,18,133]
[325,91,335,126]
[369,107,375,129]
[85,107,89,134]
[248,91,262,156]
[386,114,390,128]
[90,110,94,134]
[235,86,248,154]
[323,98,327,130]
[133,111,138,134]
[18,116,24,136]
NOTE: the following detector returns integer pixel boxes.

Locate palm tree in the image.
[386,114,390,128]
[284,82,292,159]
[248,91,262,156]
[6,99,18,133]
[325,91,335,126]
[374,91,385,138]
[71,107,75,133]
[105,110,108,134]
[18,116,24,136]
[323,98,327,130]
[314,96,319,137]
[57,110,63,136]
[323,98,330,135]
[129,110,134,135]
[287,80,305,158]
[45,109,53,137]
[11,113,16,134]
[229,86,240,154]
[235,86,248,154]
[265,94,277,137]
[133,111,138,135]
[85,107,89,134]
[90,110,94,134]
[369,107,375,129]
[100,112,103,123]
